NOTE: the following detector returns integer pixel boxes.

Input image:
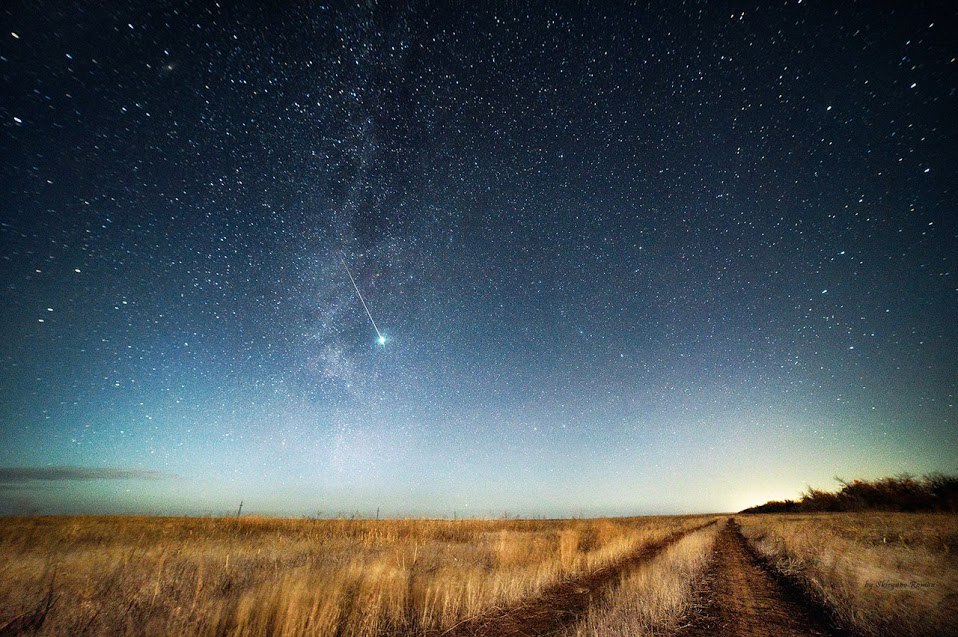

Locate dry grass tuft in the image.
[562,521,720,636]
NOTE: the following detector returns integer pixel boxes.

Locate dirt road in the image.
[679,519,842,637]
[443,518,841,637]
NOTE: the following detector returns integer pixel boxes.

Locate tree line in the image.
[741,473,958,513]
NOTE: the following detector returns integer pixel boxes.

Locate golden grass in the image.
[737,512,958,637]
[562,522,719,637]
[0,514,710,636]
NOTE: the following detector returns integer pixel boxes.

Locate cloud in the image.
[0,466,169,483]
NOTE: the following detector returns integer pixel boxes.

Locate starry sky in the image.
[1,2,956,517]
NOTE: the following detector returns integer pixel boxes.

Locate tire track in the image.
[679,519,845,637]
[440,520,715,637]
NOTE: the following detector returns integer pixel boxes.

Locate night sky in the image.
[1,2,955,517]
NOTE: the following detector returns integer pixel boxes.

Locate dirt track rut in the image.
[442,522,711,637]
[679,519,840,637]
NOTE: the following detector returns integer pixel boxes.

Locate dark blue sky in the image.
[1,1,955,516]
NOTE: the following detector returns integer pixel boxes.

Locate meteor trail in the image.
[340,252,386,346]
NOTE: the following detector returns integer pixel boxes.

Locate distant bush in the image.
[741,473,958,514]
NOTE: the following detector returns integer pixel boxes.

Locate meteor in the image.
[340,252,386,347]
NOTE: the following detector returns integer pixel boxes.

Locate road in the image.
[679,519,842,637]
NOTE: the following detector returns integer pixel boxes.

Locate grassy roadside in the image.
[737,513,958,637]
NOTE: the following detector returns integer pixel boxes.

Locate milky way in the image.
[1,2,955,516]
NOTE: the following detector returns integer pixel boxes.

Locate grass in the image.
[5,511,953,636]
[561,521,719,636]
[737,512,958,637]
[0,514,710,636]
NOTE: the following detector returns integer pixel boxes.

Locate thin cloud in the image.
[0,467,169,483]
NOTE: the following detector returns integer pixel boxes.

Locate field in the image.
[0,513,955,636]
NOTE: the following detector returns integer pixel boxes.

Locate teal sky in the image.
[2,2,955,516]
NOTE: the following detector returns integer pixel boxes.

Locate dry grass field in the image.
[2,512,956,636]
[0,514,712,636]
[737,512,958,637]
